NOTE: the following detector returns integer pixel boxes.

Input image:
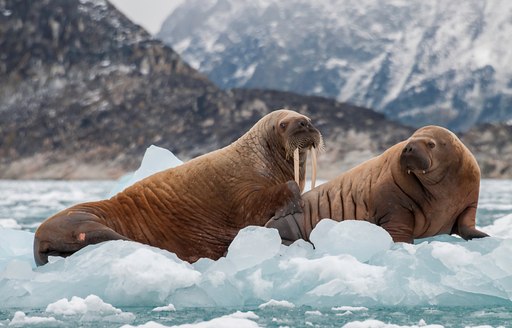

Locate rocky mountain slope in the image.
[0,0,412,180]
[0,0,511,180]
[158,0,512,132]
[461,123,512,179]
[0,0,236,178]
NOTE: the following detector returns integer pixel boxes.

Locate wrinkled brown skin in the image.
[34,109,323,266]
[266,125,489,245]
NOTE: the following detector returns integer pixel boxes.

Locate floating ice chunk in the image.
[226,226,281,271]
[2,218,512,308]
[228,311,259,320]
[0,219,21,229]
[8,311,59,326]
[430,242,481,268]
[332,306,368,311]
[0,241,201,308]
[106,245,200,299]
[247,269,274,300]
[305,310,323,316]
[121,311,260,328]
[278,252,387,302]
[108,145,183,196]
[258,299,295,309]
[0,228,35,271]
[46,295,123,316]
[309,219,393,262]
[45,295,134,324]
[341,319,444,328]
[280,238,315,260]
[0,259,34,280]
[482,214,512,238]
[152,304,176,312]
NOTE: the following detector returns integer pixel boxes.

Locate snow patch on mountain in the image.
[157,0,512,131]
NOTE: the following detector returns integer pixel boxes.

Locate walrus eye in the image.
[427,141,436,149]
[280,122,287,129]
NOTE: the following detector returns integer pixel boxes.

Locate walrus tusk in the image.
[294,148,300,186]
[310,148,317,189]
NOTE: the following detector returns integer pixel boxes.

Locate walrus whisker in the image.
[310,147,317,189]
[294,148,300,186]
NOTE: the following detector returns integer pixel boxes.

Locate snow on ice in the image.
[122,311,259,328]
[8,311,59,326]
[151,304,176,312]
[45,294,135,323]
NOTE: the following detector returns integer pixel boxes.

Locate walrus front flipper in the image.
[453,206,489,240]
[265,212,308,245]
[458,226,489,240]
[34,211,129,266]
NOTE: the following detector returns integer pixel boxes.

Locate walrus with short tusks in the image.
[34,109,323,266]
[266,125,489,245]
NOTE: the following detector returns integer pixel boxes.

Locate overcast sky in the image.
[108,0,184,35]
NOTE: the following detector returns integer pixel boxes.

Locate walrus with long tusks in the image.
[266,125,489,245]
[34,109,323,266]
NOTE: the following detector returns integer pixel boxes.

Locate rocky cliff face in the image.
[0,0,235,178]
[461,123,512,179]
[158,0,512,132]
[0,0,510,180]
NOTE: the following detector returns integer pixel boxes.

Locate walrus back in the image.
[296,144,404,238]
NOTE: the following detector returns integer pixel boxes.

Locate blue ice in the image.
[1,145,511,310]
[1,217,512,308]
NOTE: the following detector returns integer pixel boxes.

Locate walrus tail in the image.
[34,211,129,266]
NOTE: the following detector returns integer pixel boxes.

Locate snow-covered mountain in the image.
[158,0,512,131]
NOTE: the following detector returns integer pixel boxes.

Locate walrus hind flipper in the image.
[34,211,129,266]
[457,226,489,240]
[265,212,308,245]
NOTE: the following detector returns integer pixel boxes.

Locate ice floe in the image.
[1,219,512,308]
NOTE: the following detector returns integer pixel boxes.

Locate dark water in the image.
[1,305,512,327]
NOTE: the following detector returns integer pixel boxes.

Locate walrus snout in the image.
[400,139,433,173]
[296,118,314,130]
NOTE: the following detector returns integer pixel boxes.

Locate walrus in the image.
[34,109,323,266]
[266,125,489,245]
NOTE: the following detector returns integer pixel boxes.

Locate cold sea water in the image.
[0,175,511,327]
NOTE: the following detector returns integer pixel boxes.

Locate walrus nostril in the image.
[403,145,414,153]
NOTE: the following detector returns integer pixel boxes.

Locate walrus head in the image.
[400,125,462,183]
[269,110,324,189]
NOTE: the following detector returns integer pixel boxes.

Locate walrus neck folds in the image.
[235,125,308,190]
